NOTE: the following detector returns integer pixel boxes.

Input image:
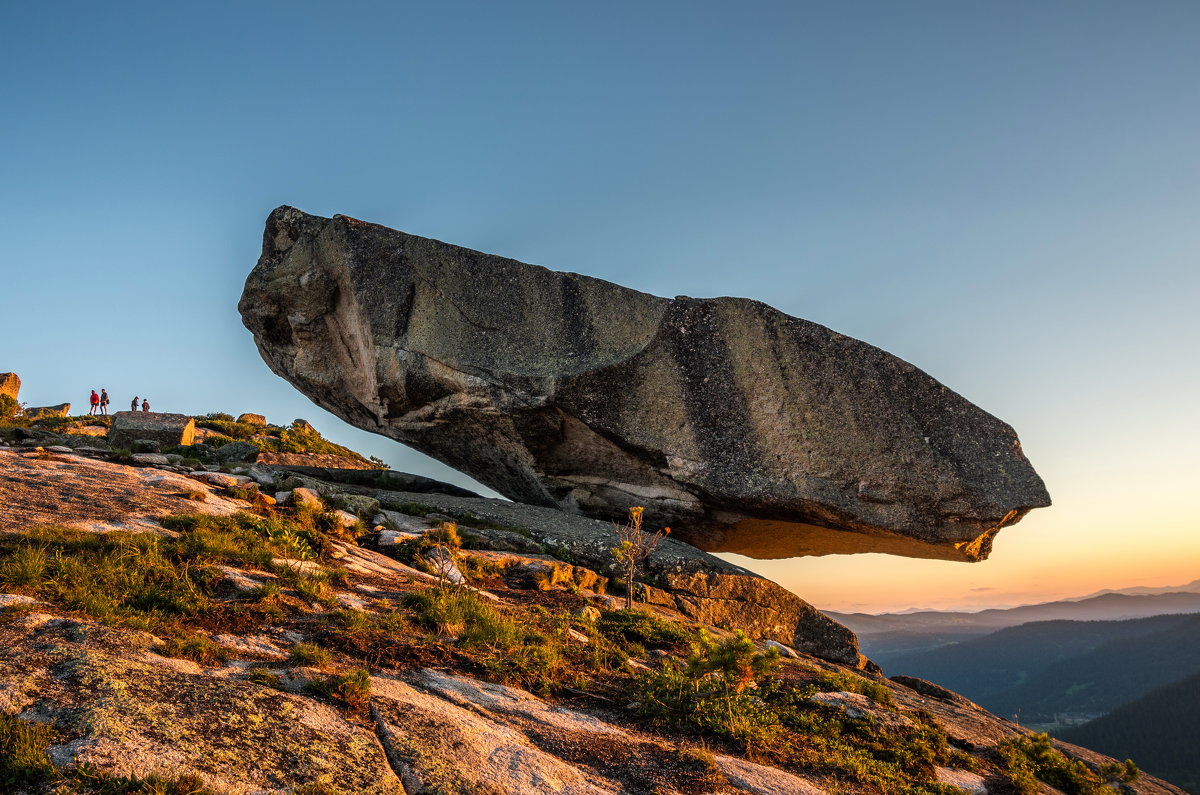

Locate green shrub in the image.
[995,733,1124,795]
[0,395,23,423]
[634,630,781,745]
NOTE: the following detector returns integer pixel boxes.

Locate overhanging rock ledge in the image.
[239,206,1050,562]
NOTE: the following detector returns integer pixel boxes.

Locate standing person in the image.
[131,395,139,412]
[99,389,110,416]
[142,398,150,412]
[88,390,100,416]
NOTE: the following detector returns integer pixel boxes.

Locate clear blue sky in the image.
[3,1,1197,611]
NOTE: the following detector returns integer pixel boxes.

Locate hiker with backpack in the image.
[99,389,110,416]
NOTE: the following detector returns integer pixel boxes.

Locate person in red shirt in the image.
[88,390,100,416]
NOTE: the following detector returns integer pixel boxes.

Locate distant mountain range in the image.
[868,612,1200,722]
[1072,578,1200,600]
[827,590,1200,658]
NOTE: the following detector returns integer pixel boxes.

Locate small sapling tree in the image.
[611,506,670,610]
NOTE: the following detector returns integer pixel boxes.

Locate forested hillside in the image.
[877,613,1200,723]
[1060,670,1200,793]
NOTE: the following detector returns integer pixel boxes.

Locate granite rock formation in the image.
[0,372,19,402]
[240,207,1050,562]
[23,403,71,419]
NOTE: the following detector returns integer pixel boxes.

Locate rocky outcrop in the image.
[108,411,196,448]
[0,448,241,533]
[365,488,865,666]
[0,372,19,401]
[240,207,1050,563]
[0,449,1184,795]
[23,403,71,419]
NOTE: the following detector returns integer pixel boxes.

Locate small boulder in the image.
[131,439,161,453]
[332,494,380,518]
[236,413,267,426]
[290,487,323,510]
[422,547,467,585]
[193,472,242,489]
[330,509,361,529]
[935,768,989,795]
[130,453,171,466]
[763,639,800,659]
[215,441,261,463]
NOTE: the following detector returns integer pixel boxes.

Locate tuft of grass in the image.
[0,543,48,587]
[246,667,286,691]
[0,712,55,787]
[158,633,228,666]
[597,609,691,649]
[424,522,462,548]
[289,643,332,667]
[248,581,281,602]
[303,668,372,710]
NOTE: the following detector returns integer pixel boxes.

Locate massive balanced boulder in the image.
[240,207,1050,562]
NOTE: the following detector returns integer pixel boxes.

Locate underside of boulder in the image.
[239,207,1050,562]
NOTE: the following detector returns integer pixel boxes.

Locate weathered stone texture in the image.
[236,412,267,425]
[240,207,1050,562]
[108,411,196,448]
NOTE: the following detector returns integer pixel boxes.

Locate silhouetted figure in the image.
[131,396,139,412]
[88,390,99,416]
[99,389,109,416]
[142,399,150,412]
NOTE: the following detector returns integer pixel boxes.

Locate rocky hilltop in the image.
[0,406,1182,794]
[239,207,1050,563]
